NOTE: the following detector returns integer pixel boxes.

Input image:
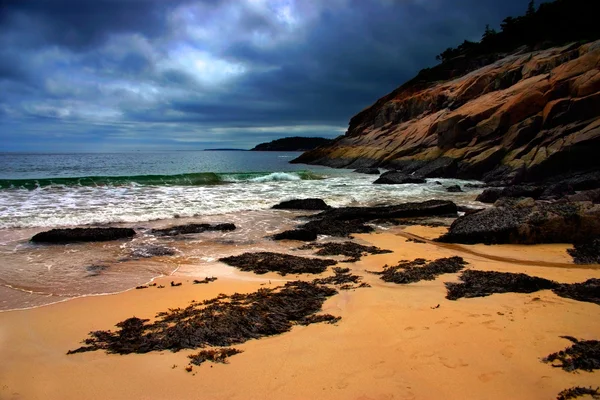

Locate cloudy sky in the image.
[1,0,530,151]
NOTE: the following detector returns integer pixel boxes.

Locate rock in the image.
[31,227,136,244]
[446,185,463,193]
[313,200,458,221]
[353,168,380,175]
[290,38,600,187]
[476,185,543,203]
[300,219,375,237]
[151,223,235,237]
[373,171,426,185]
[437,201,600,245]
[271,199,331,210]
[567,189,600,203]
[272,229,317,242]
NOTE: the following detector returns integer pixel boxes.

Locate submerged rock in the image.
[373,171,426,185]
[31,227,136,243]
[151,223,235,237]
[272,198,331,210]
[476,185,543,203]
[131,245,176,258]
[219,252,337,275]
[272,229,317,242]
[437,200,600,244]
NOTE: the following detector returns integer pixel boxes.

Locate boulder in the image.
[151,223,235,237]
[31,227,136,244]
[313,200,458,221]
[476,185,543,203]
[272,198,331,210]
[373,171,426,185]
[437,201,600,245]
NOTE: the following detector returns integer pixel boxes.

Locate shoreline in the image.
[2,224,599,399]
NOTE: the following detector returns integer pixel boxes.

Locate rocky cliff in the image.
[292,40,600,185]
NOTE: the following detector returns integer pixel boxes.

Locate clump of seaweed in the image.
[312,267,370,289]
[543,336,600,373]
[553,279,600,306]
[372,257,467,284]
[188,348,243,365]
[298,314,341,325]
[219,252,337,275]
[556,386,600,400]
[193,277,218,284]
[67,281,339,355]
[568,237,600,265]
[300,241,392,262]
[445,270,558,300]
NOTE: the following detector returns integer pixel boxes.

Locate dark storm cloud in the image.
[0,0,532,151]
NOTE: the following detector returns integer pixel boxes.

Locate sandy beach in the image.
[2,225,599,400]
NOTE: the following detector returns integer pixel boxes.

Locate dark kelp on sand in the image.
[67,280,340,355]
[188,348,243,366]
[568,237,600,265]
[299,241,392,262]
[543,336,600,372]
[372,257,467,284]
[556,386,600,400]
[445,271,600,305]
[151,223,236,237]
[219,252,337,275]
[312,267,371,290]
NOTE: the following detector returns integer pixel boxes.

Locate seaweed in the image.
[67,280,339,355]
[543,336,600,373]
[193,277,218,284]
[373,257,467,284]
[188,348,243,365]
[312,267,370,289]
[151,223,236,237]
[219,252,337,276]
[130,245,176,258]
[445,270,558,300]
[554,279,600,306]
[300,241,392,262]
[298,314,341,325]
[568,238,600,265]
[556,386,600,400]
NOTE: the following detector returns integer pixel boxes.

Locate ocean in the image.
[0,151,483,311]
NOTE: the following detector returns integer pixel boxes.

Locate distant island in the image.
[250,136,333,151]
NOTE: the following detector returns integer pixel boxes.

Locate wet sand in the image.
[2,226,600,400]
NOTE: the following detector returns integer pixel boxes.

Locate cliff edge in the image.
[293,40,600,185]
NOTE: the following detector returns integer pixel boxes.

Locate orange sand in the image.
[1,226,600,400]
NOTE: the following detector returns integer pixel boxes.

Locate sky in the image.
[0,0,531,152]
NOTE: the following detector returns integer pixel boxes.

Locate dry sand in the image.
[1,226,600,400]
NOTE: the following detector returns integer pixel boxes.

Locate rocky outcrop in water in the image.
[31,227,136,243]
[292,40,600,187]
[437,200,600,245]
[151,223,235,237]
[272,198,331,210]
[373,171,426,185]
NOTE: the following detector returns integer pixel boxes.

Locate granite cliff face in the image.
[293,40,600,185]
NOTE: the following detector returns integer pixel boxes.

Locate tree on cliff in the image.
[436,0,598,64]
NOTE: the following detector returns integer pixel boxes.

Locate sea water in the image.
[0,151,483,311]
